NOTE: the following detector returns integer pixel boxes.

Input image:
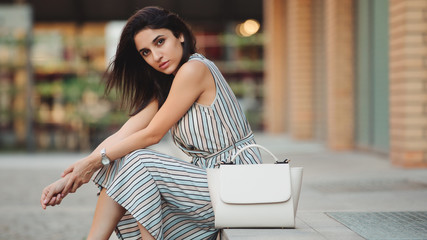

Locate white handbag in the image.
[206,144,303,228]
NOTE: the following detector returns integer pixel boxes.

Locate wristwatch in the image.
[100,148,111,166]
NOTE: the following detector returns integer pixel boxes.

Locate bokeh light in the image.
[236,19,260,37]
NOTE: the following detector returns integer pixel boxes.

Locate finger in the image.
[61,165,74,178]
[61,177,73,196]
[41,190,48,209]
[41,195,47,209]
[71,181,80,193]
[43,187,55,206]
[48,196,57,206]
[55,193,62,205]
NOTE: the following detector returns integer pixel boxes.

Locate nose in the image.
[152,50,162,62]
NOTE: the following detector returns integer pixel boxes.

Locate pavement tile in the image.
[1,133,427,240]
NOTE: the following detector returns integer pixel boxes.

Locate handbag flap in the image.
[219,164,292,204]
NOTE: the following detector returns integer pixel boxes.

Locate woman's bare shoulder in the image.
[176,59,210,80]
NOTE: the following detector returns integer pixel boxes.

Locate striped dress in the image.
[93,53,262,240]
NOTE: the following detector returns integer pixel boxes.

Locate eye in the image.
[156,38,165,46]
[141,49,150,57]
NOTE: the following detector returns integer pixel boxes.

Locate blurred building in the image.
[263,0,427,167]
[0,1,263,151]
[1,0,426,168]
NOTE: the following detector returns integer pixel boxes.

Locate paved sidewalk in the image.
[1,133,426,240]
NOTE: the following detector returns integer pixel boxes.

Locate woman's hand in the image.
[61,156,102,196]
[41,176,69,209]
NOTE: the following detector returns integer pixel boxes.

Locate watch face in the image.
[101,157,110,165]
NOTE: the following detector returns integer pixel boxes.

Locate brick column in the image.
[287,0,314,139]
[324,0,355,150]
[263,0,287,133]
[390,0,427,167]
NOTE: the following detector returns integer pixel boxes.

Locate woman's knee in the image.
[124,149,162,166]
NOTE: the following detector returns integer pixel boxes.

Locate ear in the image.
[179,33,184,43]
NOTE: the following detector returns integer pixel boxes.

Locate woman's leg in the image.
[91,149,216,239]
[87,188,126,240]
[87,188,155,240]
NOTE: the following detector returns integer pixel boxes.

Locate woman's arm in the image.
[60,60,213,195]
[82,99,160,163]
[41,174,70,209]
[61,99,159,177]
[41,99,159,206]
[105,61,212,159]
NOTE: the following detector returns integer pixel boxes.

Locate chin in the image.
[161,70,174,75]
[166,67,179,75]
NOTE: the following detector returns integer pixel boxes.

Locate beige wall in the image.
[389,0,427,167]
[264,0,427,167]
[263,0,288,133]
[263,0,354,150]
[287,0,314,140]
[324,0,355,150]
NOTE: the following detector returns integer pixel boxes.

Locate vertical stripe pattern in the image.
[171,53,262,168]
[92,53,261,240]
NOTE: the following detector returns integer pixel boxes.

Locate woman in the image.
[40,6,261,240]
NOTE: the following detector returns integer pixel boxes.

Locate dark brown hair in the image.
[105,6,196,115]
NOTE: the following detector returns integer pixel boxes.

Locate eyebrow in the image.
[138,34,165,54]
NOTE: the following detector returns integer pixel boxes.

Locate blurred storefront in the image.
[263,0,427,167]
[2,0,426,168]
[0,1,263,151]
[0,5,34,150]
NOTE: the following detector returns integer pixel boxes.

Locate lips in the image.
[159,60,169,69]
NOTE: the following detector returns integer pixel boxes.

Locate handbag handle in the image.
[228,144,279,164]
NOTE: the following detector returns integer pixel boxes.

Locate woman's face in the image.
[134,28,184,75]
